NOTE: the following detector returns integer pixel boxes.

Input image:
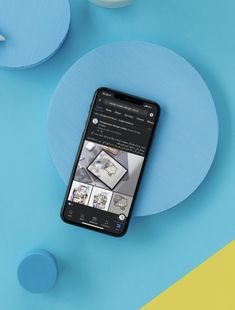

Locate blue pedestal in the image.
[0,0,70,69]
[48,41,218,217]
[17,250,58,294]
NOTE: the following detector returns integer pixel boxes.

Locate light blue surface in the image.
[48,41,218,216]
[0,0,70,69]
[89,0,133,8]
[17,250,57,293]
[0,0,235,309]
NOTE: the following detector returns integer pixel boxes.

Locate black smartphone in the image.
[61,87,160,237]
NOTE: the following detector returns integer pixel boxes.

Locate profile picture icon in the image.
[92,118,98,125]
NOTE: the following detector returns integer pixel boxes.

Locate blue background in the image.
[0,0,234,309]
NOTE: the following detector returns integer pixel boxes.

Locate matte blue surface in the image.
[89,0,133,8]
[17,250,57,293]
[0,0,70,69]
[48,41,218,216]
[0,0,235,309]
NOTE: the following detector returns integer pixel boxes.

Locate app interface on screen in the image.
[64,90,158,234]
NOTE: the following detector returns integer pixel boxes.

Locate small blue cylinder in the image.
[17,249,58,293]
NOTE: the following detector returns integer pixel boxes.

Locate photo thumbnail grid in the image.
[68,140,144,217]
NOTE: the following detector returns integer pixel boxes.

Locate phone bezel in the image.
[60,87,160,237]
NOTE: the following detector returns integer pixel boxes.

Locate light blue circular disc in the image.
[48,41,218,217]
[0,0,70,69]
[17,249,58,293]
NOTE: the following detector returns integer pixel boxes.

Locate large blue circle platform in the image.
[0,0,70,69]
[48,41,218,217]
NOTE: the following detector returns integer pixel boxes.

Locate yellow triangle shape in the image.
[142,240,235,310]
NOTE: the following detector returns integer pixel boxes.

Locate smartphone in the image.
[61,87,160,237]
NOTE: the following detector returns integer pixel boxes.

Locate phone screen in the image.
[61,88,160,236]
